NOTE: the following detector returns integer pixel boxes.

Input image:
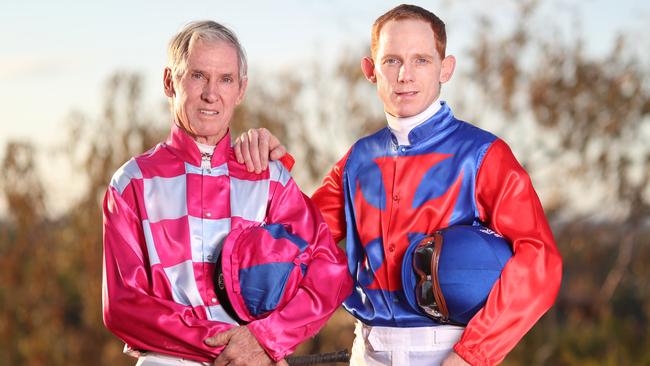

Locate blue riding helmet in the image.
[401,225,513,325]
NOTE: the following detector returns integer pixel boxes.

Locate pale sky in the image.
[0,0,648,215]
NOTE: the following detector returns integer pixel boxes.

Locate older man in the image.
[237,4,563,366]
[102,21,351,366]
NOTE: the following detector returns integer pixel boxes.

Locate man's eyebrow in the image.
[381,53,402,60]
[413,53,435,60]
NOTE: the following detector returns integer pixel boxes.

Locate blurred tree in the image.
[0,72,167,366]
[55,72,167,365]
[459,1,650,365]
[0,141,51,366]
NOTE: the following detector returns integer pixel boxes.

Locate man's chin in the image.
[388,107,423,119]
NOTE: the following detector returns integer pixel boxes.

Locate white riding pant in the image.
[135,352,210,366]
[350,321,464,366]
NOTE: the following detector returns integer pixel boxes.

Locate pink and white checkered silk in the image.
[102,124,352,363]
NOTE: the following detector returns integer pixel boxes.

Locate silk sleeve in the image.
[453,139,563,365]
[102,186,233,363]
[310,149,352,243]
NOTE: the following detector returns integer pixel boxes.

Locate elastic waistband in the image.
[136,352,210,366]
[358,322,464,352]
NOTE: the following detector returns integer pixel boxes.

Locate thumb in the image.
[269,145,287,161]
[204,329,233,347]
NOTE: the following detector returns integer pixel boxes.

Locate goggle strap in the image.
[431,232,449,320]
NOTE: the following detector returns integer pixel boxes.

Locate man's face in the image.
[365,19,455,118]
[164,39,247,144]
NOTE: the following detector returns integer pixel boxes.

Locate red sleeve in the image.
[310,149,352,243]
[246,162,353,361]
[453,139,563,366]
[279,153,295,172]
[102,186,233,362]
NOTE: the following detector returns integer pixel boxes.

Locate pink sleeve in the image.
[453,139,563,365]
[246,165,353,361]
[310,149,352,243]
[102,186,233,363]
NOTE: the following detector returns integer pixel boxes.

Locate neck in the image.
[195,140,216,155]
[386,99,442,146]
[175,122,226,146]
[193,133,224,146]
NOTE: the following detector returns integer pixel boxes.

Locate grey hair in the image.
[167,20,248,84]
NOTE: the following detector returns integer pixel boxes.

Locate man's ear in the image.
[163,67,175,97]
[439,55,456,84]
[360,56,377,83]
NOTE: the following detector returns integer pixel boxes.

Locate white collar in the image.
[194,140,216,155]
[386,100,442,146]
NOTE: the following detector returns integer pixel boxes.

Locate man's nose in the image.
[201,81,219,103]
[398,63,414,83]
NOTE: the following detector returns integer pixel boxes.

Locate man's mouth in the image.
[200,110,220,116]
[395,91,418,97]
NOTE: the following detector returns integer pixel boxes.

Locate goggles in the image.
[412,233,451,323]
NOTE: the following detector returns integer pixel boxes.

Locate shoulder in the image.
[269,160,291,187]
[108,144,164,194]
[109,158,143,194]
[346,128,392,164]
[481,136,518,162]
[353,127,391,150]
[451,118,498,146]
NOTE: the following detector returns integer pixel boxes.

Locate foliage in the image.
[463,2,650,365]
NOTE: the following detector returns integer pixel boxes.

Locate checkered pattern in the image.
[108,127,291,313]
[102,125,350,363]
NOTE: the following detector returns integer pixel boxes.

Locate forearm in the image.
[454,240,561,365]
[103,271,233,361]
[103,187,234,362]
[247,255,352,361]
[455,140,562,365]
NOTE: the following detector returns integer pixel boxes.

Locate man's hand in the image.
[234,128,286,173]
[205,326,287,366]
[441,351,470,366]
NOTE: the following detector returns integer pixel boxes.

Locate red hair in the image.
[371,4,447,59]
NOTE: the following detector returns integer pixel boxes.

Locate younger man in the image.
[237,5,562,365]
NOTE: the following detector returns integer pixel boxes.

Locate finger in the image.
[268,132,281,150]
[275,359,289,366]
[214,339,246,366]
[234,136,245,164]
[269,145,287,161]
[247,129,262,173]
[239,132,254,172]
[213,355,226,366]
[205,329,232,347]
[258,129,270,170]
[213,340,239,366]
[213,350,232,366]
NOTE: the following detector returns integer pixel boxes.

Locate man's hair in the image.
[167,20,248,85]
[371,4,447,59]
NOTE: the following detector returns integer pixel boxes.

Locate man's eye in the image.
[416,58,430,64]
[385,58,400,65]
[222,77,234,83]
[191,72,204,80]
